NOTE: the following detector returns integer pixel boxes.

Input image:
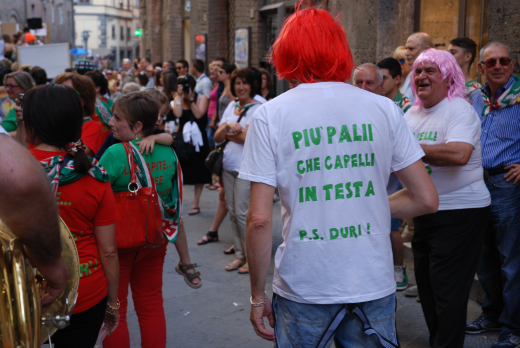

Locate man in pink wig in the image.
[404,48,491,348]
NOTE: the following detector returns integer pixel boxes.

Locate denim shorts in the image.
[273,293,398,348]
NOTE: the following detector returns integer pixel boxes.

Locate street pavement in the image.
[121,185,499,348]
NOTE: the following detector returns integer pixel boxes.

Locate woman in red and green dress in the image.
[22,84,120,348]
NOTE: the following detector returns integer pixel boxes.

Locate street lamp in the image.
[82,30,91,51]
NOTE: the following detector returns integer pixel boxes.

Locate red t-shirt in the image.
[91,113,111,142]
[82,120,105,155]
[30,149,120,313]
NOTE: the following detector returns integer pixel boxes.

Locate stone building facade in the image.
[74,0,140,69]
[140,0,519,93]
[0,0,74,46]
[26,0,75,45]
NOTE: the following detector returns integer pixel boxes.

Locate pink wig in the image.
[410,48,466,107]
[271,1,354,83]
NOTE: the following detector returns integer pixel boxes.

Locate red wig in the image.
[271,2,353,83]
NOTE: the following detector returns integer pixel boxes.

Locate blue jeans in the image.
[273,293,398,348]
[206,118,215,147]
[478,173,520,335]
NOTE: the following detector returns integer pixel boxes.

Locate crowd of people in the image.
[0,2,518,348]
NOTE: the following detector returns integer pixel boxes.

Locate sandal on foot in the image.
[207,183,220,190]
[198,231,219,245]
[225,258,245,271]
[223,244,235,255]
[175,262,202,289]
[188,207,200,215]
[238,263,249,274]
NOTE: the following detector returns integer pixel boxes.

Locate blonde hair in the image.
[393,46,406,60]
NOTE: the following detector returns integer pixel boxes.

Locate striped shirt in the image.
[472,76,520,169]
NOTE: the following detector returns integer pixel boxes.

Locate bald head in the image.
[406,32,434,65]
[353,63,383,94]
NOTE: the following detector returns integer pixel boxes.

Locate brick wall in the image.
[208,0,229,62]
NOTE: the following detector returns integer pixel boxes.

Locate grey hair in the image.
[122,82,140,94]
[122,58,131,64]
[479,42,512,61]
[3,71,35,92]
[352,63,384,85]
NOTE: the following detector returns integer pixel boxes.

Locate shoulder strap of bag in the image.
[122,142,138,190]
[220,106,250,148]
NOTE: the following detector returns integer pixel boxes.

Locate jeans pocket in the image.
[489,174,519,189]
[279,298,328,348]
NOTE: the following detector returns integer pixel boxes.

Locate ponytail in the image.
[65,140,92,174]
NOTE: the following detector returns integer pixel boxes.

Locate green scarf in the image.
[126,142,183,243]
[40,156,108,196]
[481,75,520,116]
[94,98,114,126]
[394,90,412,113]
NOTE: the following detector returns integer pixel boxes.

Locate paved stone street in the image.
[122,185,499,348]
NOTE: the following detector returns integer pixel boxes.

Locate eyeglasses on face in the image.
[218,70,225,74]
[175,66,182,70]
[5,84,20,89]
[481,57,512,68]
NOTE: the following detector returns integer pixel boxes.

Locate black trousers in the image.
[412,206,490,348]
[48,296,107,348]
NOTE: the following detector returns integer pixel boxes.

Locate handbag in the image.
[205,108,248,176]
[114,142,165,250]
[172,131,195,163]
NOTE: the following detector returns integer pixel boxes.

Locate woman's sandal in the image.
[188,207,200,215]
[223,244,235,255]
[197,231,219,245]
[175,262,202,289]
[237,263,249,274]
[225,258,245,271]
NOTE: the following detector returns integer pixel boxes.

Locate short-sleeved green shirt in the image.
[1,109,17,132]
[99,139,177,200]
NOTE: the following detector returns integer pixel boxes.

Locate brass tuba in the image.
[0,218,79,347]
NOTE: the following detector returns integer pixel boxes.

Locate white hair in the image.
[479,42,512,62]
[352,63,383,85]
[122,58,131,64]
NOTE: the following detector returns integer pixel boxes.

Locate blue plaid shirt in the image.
[472,76,520,169]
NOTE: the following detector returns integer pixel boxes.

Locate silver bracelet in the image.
[250,291,268,307]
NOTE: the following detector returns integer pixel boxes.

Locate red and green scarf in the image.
[481,75,520,116]
[124,142,183,243]
[40,156,108,196]
[394,90,412,113]
[94,97,114,126]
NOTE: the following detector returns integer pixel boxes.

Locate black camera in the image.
[177,76,191,94]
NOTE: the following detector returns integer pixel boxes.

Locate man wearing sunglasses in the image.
[466,42,520,348]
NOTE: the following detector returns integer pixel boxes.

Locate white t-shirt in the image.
[220,101,261,172]
[239,82,424,304]
[404,97,490,210]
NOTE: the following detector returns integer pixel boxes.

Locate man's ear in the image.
[465,52,473,64]
[477,62,485,76]
[395,75,402,86]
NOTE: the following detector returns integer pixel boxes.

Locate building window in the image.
[51,2,55,23]
[59,6,63,25]
[31,4,35,18]
[120,26,124,40]
[127,27,130,41]
[112,25,116,39]
[79,0,90,3]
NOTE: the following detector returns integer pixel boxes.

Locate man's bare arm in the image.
[391,159,439,219]
[246,182,276,342]
[421,142,473,166]
[0,136,68,310]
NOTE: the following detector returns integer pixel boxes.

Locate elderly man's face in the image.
[353,67,382,94]
[138,58,149,72]
[145,65,154,77]
[414,62,449,108]
[406,36,424,65]
[478,45,514,89]
[122,60,132,71]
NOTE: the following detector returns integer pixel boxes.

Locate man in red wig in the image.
[239,2,439,347]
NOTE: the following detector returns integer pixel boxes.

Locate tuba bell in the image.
[0,217,79,347]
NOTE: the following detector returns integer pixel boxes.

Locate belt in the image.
[484,167,508,176]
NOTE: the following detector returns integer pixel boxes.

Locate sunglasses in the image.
[175,67,182,70]
[218,70,225,74]
[481,57,512,68]
[398,59,405,64]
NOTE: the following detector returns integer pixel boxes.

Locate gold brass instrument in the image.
[0,218,79,347]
